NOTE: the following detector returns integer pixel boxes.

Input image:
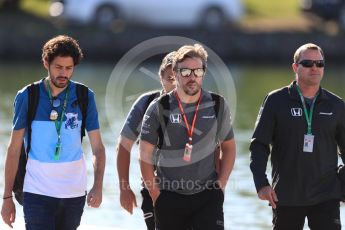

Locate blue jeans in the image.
[23,192,86,230]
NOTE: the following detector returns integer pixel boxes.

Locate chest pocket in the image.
[64,111,80,130]
[313,105,337,135]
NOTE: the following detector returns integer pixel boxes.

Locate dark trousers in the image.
[141,188,156,230]
[23,192,86,230]
[272,199,341,230]
[141,187,195,230]
[154,187,224,230]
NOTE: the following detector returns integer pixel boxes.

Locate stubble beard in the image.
[51,76,69,88]
[183,81,201,96]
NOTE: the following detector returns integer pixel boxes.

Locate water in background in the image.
[0,62,344,230]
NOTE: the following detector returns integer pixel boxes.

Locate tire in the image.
[201,7,226,31]
[94,5,123,29]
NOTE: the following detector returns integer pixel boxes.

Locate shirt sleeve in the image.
[120,95,151,141]
[218,97,234,142]
[85,89,100,131]
[139,101,160,146]
[337,100,345,163]
[249,94,275,192]
[12,88,28,130]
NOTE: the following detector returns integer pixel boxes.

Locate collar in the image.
[288,81,328,103]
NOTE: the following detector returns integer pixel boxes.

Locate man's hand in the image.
[258,185,278,209]
[120,188,137,214]
[1,198,16,228]
[87,186,102,208]
[2,129,25,228]
[150,189,161,207]
[216,179,226,193]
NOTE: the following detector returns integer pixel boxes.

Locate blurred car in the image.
[49,0,244,30]
[300,0,345,28]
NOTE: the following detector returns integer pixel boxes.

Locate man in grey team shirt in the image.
[140,44,236,230]
[116,51,176,230]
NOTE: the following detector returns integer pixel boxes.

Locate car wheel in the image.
[94,5,123,29]
[201,7,226,30]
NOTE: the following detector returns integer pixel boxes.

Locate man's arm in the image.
[139,140,160,205]
[1,128,25,228]
[217,138,236,191]
[86,129,105,208]
[337,101,345,163]
[116,93,157,213]
[250,139,278,208]
[116,135,137,214]
[249,95,277,208]
[214,145,221,174]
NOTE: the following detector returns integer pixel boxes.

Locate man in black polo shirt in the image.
[250,43,345,230]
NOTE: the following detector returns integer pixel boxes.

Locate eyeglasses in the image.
[177,68,205,78]
[298,60,325,68]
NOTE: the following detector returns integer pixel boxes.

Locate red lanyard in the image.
[174,91,202,145]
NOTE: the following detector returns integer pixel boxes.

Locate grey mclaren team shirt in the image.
[140,89,234,195]
[120,90,161,141]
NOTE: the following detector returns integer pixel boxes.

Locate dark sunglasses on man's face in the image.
[298,60,325,68]
[177,68,205,78]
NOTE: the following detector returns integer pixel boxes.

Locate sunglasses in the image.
[177,68,205,78]
[52,98,61,107]
[298,60,325,68]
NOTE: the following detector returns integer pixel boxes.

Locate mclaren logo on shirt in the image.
[170,114,182,123]
[291,108,302,117]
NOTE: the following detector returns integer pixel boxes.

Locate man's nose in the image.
[189,72,197,79]
[59,68,67,75]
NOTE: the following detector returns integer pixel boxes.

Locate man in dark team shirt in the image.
[250,43,345,230]
[140,44,236,230]
[116,51,176,230]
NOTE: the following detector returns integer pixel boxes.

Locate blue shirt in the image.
[13,79,99,198]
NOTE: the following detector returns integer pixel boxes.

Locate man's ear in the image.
[292,63,298,73]
[43,58,49,70]
[173,69,178,77]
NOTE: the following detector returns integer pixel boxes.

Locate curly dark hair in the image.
[42,35,84,65]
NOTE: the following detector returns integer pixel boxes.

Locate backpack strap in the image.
[144,91,161,111]
[157,94,170,149]
[13,82,40,206]
[76,83,89,142]
[135,91,161,145]
[26,82,40,154]
[210,92,223,141]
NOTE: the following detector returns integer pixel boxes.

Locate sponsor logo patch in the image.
[202,115,215,119]
[170,113,182,123]
[291,108,302,117]
[319,112,333,116]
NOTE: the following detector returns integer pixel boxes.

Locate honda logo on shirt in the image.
[291,108,302,117]
[170,114,182,123]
